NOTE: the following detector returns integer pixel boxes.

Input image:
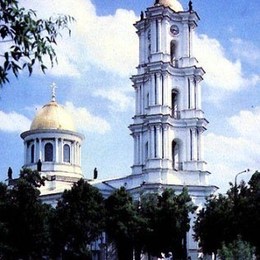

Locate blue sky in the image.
[0,0,259,192]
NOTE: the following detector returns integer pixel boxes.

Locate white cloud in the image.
[194,34,260,94]
[0,110,31,133]
[205,107,260,192]
[93,88,134,112]
[230,38,260,65]
[229,107,260,138]
[21,0,138,78]
[64,102,111,134]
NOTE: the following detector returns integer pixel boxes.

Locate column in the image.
[182,23,189,57]
[140,31,145,64]
[73,141,76,165]
[190,78,195,109]
[161,19,167,54]
[79,145,82,166]
[156,73,162,105]
[135,86,139,114]
[197,129,201,160]
[139,85,142,114]
[151,20,157,53]
[55,138,59,162]
[24,142,27,165]
[39,138,42,161]
[33,139,37,163]
[140,132,143,164]
[141,82,145,114]
[189,24,194,57]
[137,134,141,164]
[156,126,162,158]
[150,76,155,106]
[191,128,197,161]
[163,73,169,106]
[163,125,169,159]
[158,19,162,52]
[60,139,64,163]
[134,134,138,164]
[150,126,155,158]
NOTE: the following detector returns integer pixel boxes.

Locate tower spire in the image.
[50,83,57,102]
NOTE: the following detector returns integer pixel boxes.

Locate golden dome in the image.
[158,0,183,11]
[30,101,76,131]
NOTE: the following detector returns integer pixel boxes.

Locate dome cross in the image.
[51,83,57,102]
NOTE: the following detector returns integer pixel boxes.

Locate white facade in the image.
[129,1,208,187]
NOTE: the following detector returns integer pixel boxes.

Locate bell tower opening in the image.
[171,90,179,119]
[170,40,177,66]
[172,140,181,171]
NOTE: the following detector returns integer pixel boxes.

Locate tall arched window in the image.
[44,143,53,162]
[171,90,179,119]
[31,144,34,163]
[172,140,179,170]
[63,144,70,163]
[170,40,177,66]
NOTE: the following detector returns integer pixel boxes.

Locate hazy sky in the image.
[0,0,259,192]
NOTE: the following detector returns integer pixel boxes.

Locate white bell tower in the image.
[129,0,209,186]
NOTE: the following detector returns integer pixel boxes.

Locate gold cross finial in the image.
[51,83,57,102]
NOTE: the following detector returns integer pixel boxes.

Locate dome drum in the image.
[20,98,84,178]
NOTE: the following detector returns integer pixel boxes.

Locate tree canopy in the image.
[51,179,106,259]
[0,168,51,259]
[194,171,260,258]
[0,0,74,86]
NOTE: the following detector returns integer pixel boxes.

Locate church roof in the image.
[158,0,183,12]
[30,100,76,132]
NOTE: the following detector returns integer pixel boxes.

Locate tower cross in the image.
[51,83,57,102]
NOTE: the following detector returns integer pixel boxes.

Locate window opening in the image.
[45,143,53,162]
[63,144,71,163]
[31,144,34,163]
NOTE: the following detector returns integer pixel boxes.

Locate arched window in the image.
[171,90,179,119]
[172,140,179,170]
[170,40,177,66]
[31,144,34,163]
[63,144,70,163]
[44,143,53,162]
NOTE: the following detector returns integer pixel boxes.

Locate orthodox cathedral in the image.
[19,0,216,258]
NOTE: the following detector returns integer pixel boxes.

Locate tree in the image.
[194,171,260,259]
[193,193,234,258]
[241,171,260,257]
[218,236,255,260]
[0,168,51,259]
[105,187,140,260]
[51,179,105,259]
[137,188,196,259]
[153,188,196,259]
[0,0,74,85]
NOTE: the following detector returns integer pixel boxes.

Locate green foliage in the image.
[19,167,45,187]
[218,236,255,260]
[105,187,139,260]
[0,0,74,85]
[136,188,196,259]
[0,168,51,259]
[51,179,105,259]
[194,171,260,258]
[194,193,234,255]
